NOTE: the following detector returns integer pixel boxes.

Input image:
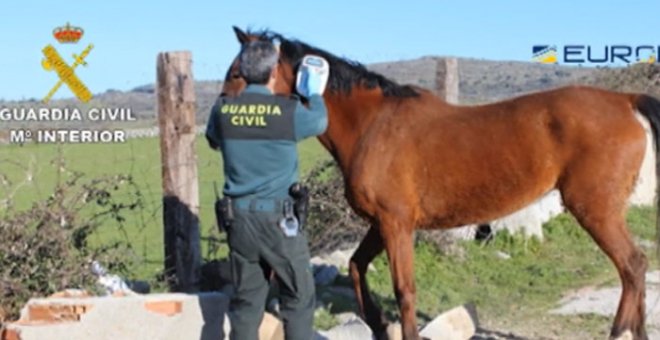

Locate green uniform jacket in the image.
[205,85,328,199]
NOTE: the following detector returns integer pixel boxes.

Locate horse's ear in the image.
[232,26,249,44]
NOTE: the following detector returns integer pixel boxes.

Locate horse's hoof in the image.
[610,330,634,340]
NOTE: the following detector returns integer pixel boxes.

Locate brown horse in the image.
[222,27,660,340]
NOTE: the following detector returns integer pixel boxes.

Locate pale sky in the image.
[1,0,658,100]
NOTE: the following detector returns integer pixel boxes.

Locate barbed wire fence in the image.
[0,93,224,291]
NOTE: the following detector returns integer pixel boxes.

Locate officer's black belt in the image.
[232,197,293,213]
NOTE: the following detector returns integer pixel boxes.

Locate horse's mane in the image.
[249,29,419,98]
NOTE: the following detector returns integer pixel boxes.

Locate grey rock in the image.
[317,317,374,340]
[334,312,361,324]
[419,304,478,340]
[311,246,357,270]
[647,271,660,285]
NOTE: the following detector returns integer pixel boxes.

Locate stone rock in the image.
[494,251,511,260]
[310,247,357,270]
[317,317,373,340]
[441,225,478,241]
[386,322,403,340]
[445,191,564,242]
[646,270,660,285]
[5,292,230,340]
[313,265,340,286]
[311,246,380,272]
[222,312,284,340]
[258,313,284,340]
[47,289,90,299]
[535,190,564,223]
[491,190,563,240]
[313,332,329,340]
[334,312,361,325]
[636,238,655,249]
[419,304,478,340]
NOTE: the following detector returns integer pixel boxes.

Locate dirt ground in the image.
[475,271,660,340]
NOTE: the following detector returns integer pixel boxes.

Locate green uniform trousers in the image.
[226,201,315,340]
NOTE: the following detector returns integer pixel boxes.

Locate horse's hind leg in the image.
[561,158,648,339]
[349,226,388,337]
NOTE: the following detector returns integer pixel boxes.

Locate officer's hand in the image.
[306,71,323,96]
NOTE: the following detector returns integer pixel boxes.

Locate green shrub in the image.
[0,173,142,321]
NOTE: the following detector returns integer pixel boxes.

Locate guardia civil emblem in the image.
[41,23,94,103]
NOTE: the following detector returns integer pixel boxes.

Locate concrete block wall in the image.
[2,293,229,340]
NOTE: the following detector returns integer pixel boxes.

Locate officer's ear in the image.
[270,64,279,80]
[266,65,280,93]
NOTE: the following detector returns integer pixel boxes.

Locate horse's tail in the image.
[635,94,660,260]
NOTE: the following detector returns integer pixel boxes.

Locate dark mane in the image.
[249,29,419,98]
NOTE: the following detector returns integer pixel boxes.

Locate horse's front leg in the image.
[349,226,388,337]
[380,216,420,340]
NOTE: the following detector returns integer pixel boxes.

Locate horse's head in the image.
[222,27,419,100]
[221,27,298,97]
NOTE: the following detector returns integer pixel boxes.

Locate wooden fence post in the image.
[157,51,201,292]
[435,58,459,104]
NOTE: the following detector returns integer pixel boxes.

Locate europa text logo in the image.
[532,45,658,65]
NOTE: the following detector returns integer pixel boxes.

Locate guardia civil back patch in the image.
[216,93,296,140]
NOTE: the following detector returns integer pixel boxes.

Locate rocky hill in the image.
[1,58,657,128]
[370,57,659,103]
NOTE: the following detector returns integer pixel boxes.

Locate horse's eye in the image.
[232,73,241,79]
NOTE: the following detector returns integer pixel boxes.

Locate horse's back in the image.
[347,85,647,228]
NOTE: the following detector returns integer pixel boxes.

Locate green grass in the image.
[0,136,329,279]
[313,307,340,330]
[358,206,657,338]
[309,205,656,337]
[1,137,657,338]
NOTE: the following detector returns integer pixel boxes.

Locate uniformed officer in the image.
[205,40,329,340]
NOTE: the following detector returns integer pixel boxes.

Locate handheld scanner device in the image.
[296,55,330,96]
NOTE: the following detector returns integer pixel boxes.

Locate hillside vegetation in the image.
[2,58,658,128]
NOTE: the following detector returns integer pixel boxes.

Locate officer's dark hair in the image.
[239,41,279,85]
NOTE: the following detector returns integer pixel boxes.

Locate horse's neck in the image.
[317,91,384,175]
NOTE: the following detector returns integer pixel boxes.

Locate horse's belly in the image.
[418,162,558,229]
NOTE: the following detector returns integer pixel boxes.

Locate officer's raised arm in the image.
[294,55,330,140]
